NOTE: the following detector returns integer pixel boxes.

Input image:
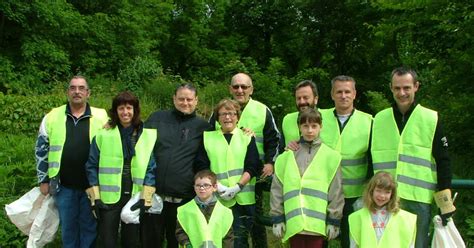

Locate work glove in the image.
[86,186,106,219]
[272,222,285,239]
[219,184,241,200]
[434,189,456,226]
[326,224,340,240]
[131,185,155,216]
[217,182,228,194]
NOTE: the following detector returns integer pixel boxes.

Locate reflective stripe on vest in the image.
[274,144,341,242]
[47,105,108,178]
[215,99,267,161]
[204,128,256,207]
[320,108,372,198]
[177,200,233,248]
[349,208,417,248]
[282,112,300,146]
[96,128,157,204]
[372,105,437,203]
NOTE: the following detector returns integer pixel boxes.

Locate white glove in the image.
[219,184,241,200]
[272,223,285,239]
[326,224,340,240]
[217,182,228,194]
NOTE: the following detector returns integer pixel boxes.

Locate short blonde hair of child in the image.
[363,171,400,213]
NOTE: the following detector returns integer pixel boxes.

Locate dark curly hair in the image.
[108,91,142,129]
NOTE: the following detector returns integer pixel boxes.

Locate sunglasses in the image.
[231,84,251,90]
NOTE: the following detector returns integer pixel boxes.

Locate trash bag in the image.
[147,193,163,214]
[5,187,43,235]
[121,193,141,224]
[5,187,59,248]
[27,195,59,248]
[431,215,466,248]
[121,193,164,224]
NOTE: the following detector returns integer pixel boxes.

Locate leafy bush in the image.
[117,56,162,92]
[0,93,65,135]
[365,90,391,114]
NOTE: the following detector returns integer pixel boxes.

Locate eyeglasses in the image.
[68,85,88,92]
[194,184,213,190]
[218,112,237,117]
[231,84,251,90]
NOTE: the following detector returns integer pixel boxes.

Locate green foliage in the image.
[365,91,391,114]
[197,82,229,118]
[0,132,36,247]
[0,93,65,135]
[117,56,162,92]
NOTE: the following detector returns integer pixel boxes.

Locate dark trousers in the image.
[251,181,268,248]
[290,234,324,248]
[232,203,256,248]
[141,200,187,248]
[340,197,357,248]
[98,193,139,248]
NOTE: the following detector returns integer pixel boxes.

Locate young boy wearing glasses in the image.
[176,170,234,248]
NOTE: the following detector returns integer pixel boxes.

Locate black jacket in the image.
[145,108,211,199]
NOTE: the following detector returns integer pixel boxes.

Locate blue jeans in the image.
[232,203,256,248]
[400,199,431,248]
[55,185,97,248]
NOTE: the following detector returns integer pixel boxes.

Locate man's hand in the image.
[103,121,112,129]
[261,163,274,178]
[434,189,456,226]
[220,184,241,200]
[39,183,49,195]
[285,141,300,151]
[241,127,255,137]
[272,223,285,239]
[326,225,340,240]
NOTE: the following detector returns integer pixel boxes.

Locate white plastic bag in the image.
[27,195,59,248]
[121,193,141,224]
[431,215,465,248]
[120,193,164,224]
[5,187,43,235]
[147,193,163,214]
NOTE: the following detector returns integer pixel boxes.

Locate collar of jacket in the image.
[173,107,197,120]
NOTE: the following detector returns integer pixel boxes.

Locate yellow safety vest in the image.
[320,108,372,198]
[282,111,299,146]
[203,128,256,207]
[372,105,437,204]
[274,144,341,242]
[349,208,417,248]
[46,105,108,178]
[177,200,233,248]
[95,128,157,204]
[215,99,267,161]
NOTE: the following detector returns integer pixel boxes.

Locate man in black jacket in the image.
[141,83,211,248]
[371,67,455,248]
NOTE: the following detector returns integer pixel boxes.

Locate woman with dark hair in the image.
[85,91,157,247]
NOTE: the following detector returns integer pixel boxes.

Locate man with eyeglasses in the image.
[209,72,281,248]
[35,76,108,247]
[141,83,212,248]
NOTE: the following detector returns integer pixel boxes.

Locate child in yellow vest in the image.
[176,170,234,248]
[349,172,417,247]
[270,108,344,247]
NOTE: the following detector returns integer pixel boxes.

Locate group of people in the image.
[35,68,455,248]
